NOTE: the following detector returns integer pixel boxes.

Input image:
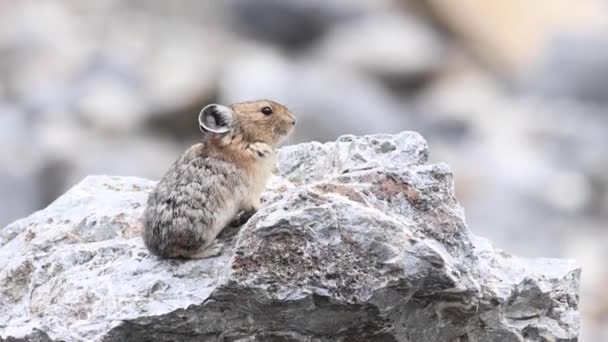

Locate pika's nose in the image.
[290,117,296,125]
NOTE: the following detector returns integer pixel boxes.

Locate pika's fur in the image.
[143,100,296,259]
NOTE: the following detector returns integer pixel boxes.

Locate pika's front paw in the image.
[228,210,257,227]
[188,242,224,259]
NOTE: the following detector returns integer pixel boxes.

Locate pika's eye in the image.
[261,106,273,115]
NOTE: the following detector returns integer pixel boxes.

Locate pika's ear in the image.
[198,104,234,134]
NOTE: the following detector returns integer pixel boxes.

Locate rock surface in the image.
[0,132,580,341]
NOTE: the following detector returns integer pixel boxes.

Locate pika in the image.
[143,99,296,259]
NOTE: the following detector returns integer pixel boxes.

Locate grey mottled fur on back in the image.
[143,146,245,258]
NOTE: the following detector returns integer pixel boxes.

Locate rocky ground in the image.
[0,132,580,341]
[0,0,607,339]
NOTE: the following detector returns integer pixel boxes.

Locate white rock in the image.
[76,76,146,133]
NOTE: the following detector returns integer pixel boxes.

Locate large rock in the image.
[0,132,580,341]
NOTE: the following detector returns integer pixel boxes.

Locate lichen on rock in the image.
[0,131,580,341]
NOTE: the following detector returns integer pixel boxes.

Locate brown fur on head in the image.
[199,99,296,148]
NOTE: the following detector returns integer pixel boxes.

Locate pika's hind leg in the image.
[185,241,224,259]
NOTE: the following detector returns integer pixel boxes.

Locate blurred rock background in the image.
[0,0,606,339]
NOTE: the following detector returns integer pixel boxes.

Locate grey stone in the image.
[0,132,580,341]
[219,49,409,143]
[0,106,41,228]
[226,0,375,48]
[526,33,608,103]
